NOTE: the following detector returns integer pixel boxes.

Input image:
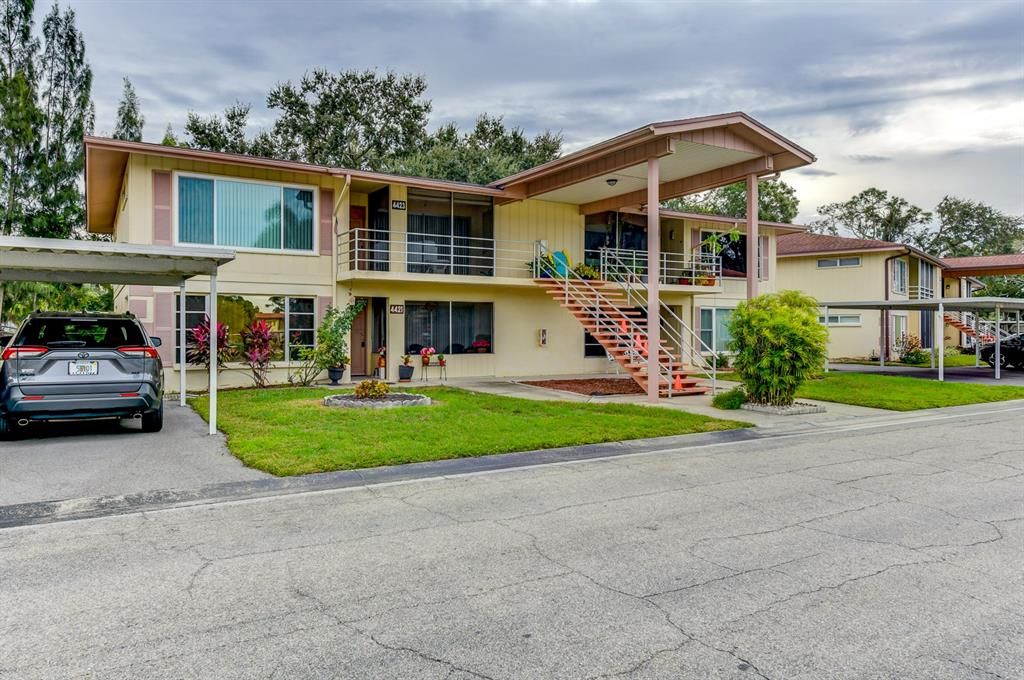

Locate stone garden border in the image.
[323,393,431,410]
[740,401,826,416]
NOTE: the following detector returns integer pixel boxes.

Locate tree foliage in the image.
[0,280,111,325]
[394,114,562,184]
[112,76,143,141]
[28,2,92,239]
[728,291,828,407]
[0,0,40,237]
[160,123,177,146]
[664,179,799,223]
[182,101,261,155]
[921,196,1024,258]
[810,187,932,244]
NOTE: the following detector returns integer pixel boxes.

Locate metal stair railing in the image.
[533,242,678,396]
[599,247,718,394]
[944,310,1012,342]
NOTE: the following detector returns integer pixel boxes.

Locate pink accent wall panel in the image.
[152,171,172,245]
[152,292,174,362]
[319,188,334,255]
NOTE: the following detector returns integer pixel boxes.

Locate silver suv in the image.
[0,312,164,437]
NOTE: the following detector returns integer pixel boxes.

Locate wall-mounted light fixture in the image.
[605,178,618,187]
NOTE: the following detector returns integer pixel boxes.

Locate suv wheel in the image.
[0,415,13,440]
[141,402,163,433]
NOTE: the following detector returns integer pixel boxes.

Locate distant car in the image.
[979,333,1023,370]
[0,312,164,437]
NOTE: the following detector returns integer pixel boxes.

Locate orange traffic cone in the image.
[673,373,683,392]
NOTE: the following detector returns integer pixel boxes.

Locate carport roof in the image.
[820,296,1024,312]
[0,236,235,286]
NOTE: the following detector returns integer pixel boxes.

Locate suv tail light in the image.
[1,346,48,361]
[117,346,161,359]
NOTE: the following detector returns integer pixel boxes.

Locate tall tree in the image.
[0,0,40,237]
[160,123,177,146]
[664,179,799,223]
[183,101,257,154]
[112,76,143,141]
[395,114,562,184]
[29,2,92,239]
[810,187,932,245]
[921,196,1024,258]
[266,69,431,170]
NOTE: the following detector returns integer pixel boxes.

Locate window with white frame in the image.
[177,174,316,252]
[819,314,862,326]
[817,256,861,268]
[891,259,908,294]
[891,313,908,348]
[175,294,316,364]
[699,308,733,353]
[404,301,493,354]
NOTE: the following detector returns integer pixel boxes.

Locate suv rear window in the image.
[17,318,147,349]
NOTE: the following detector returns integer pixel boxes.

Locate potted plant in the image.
[573,263,601,281]
[696,228,739,285]
[420,346,436,366]
[398,354,414,382]
[314,300,366,386]
[677,276,692,285]
[470,338,491,353]
[436,353,446,367]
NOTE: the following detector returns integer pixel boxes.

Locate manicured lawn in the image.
[796,372,1024,411]
[190,387,751,476]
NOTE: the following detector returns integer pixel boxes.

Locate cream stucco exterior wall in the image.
[109,152,787,391]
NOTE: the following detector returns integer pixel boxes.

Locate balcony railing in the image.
[908,285,935,300]
[594,247,721,286]
[338,227,536,279]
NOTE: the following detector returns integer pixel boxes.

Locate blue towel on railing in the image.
[551,250,571,278]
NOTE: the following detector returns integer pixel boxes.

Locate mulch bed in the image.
[521,378,645,396]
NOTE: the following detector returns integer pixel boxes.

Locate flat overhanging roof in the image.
[820,297,1024,312]
[0,236,235,286]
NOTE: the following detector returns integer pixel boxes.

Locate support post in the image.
[880,311,885,368]
[995,305,1002,381]
[938,302,944,382]
[646,156,661,403]
[179,282,187,407]
[208,272,218,435]
[745,174,759,300]
[823,305,829,373]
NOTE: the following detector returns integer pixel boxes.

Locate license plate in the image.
[68,361,98,376]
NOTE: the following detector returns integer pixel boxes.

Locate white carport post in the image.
[995,304,1002,381]
[937,301,944,382]
[208,272,217,435]
[179,282,187,407]
[823,305,829,373]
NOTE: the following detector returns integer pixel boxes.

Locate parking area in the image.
[0,402,268,506]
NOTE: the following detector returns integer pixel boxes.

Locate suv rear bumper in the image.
[1,383,162,421]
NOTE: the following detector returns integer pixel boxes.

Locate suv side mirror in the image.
[151,337,163,347]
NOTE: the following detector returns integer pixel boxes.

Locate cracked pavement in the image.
[1,407,1022,678]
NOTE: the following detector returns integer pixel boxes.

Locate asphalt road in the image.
[1,405,1022,679]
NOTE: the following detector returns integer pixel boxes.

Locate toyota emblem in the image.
[77,351,90,359]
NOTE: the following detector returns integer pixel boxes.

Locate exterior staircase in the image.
[533,276,711,397]
[944,311,1008,344]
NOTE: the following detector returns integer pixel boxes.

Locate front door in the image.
[351,300,369,376]
[350,206,367,270]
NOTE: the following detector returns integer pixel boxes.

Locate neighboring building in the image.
[83,112,816,395]
[942,254,1024,346]
[776,232,951,360]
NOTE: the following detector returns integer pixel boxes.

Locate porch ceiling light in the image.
[605,178,618,187]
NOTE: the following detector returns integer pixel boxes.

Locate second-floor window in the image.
[177,175,316,252]
[891,259,908,294]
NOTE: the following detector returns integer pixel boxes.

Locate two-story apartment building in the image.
[776,232,975,359]
[83,112,816,398]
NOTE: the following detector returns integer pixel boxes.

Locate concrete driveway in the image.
[0,403,267,506]
[831,362,1024,385]
[1,403,1021,678]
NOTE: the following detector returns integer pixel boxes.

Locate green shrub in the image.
[728,291,828,407]
[353,379,390,399]
[712,386,746,410]
[896,333,929,364]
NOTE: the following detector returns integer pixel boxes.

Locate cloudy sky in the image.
[65,0,1023,223]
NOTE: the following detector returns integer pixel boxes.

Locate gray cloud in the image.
[64,0,1023,217]
[793,168,839,178]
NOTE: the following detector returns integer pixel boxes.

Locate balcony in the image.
[596,247,722,290]
[908,285,936,300]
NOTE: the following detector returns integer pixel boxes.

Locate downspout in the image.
[334,173,351,236]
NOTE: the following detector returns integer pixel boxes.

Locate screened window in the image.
[177,175,315,252]
[584,331,605,357]
[892,259,908,294]
[701,231,748,277]
[817,256,861,268]
[699,308,733,353]
[405,301,493,354]
[406,189,494,276]
[819,314,862,326]
[175,294,315,364]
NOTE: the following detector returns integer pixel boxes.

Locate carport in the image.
[0,236,235,434]
[821,297,1024,381]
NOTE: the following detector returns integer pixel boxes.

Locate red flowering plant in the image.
[241,319,282,388]
[186,315,234,370]
[419,346,436,365]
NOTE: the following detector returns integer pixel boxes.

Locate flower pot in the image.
[421,356,431,367]
[438,359,446,367]
[327,367,344,386]
[398,364,414,381]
